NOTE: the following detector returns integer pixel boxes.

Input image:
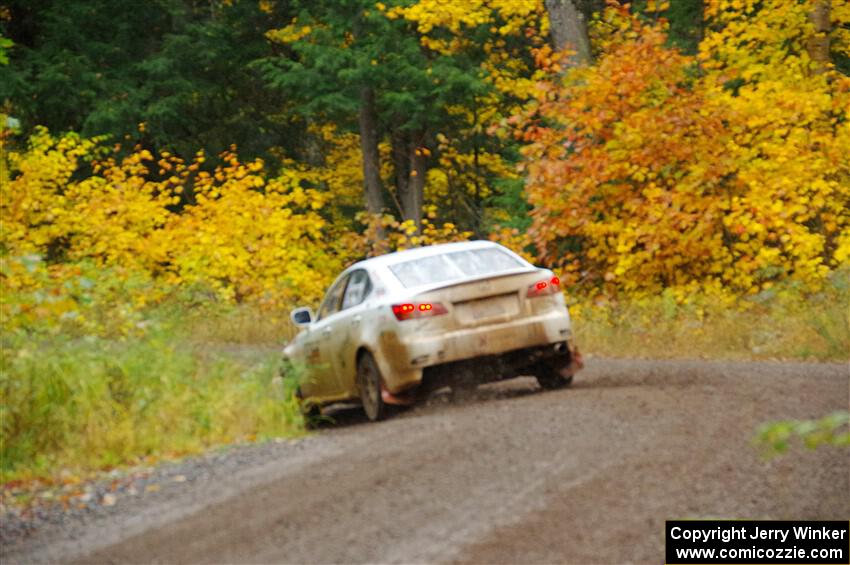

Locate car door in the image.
[328,269,374,395]
[300,273,349,400]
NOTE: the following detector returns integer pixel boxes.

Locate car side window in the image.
[341,269,372,310]
[316,274,349,321]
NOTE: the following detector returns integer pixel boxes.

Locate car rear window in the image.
[388,248,527,288]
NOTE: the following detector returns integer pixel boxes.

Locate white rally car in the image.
[283,241,582,421]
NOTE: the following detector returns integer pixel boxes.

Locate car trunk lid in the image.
[414,270,546,329]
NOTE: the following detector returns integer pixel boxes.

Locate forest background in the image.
[1,0,848,484]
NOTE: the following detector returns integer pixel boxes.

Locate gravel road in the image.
[3,358,848,564]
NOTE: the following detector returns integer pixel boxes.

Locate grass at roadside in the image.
[0,308,304,485]
[572,270,849,362]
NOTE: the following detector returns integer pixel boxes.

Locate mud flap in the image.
[380,383,416,406]
[562,342,584,378]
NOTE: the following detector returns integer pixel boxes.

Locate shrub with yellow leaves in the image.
[161,148,343,308]
[1,128,350,319]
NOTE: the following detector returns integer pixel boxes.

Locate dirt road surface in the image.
[5,358,848,564]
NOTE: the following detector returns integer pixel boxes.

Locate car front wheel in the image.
[357,351,387,421]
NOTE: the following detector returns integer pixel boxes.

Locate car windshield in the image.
[389,248,527,288]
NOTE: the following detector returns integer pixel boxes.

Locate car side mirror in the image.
[290,307,314,327]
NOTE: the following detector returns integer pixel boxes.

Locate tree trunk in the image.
[391,129,410,218]
[807,0,831,75]
[407,138,427,231]
[392,130,427,231]
[358,87,385,219]
[544,0,592,66]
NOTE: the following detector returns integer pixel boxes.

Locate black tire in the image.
[357,352,387,421]
[534,359,574,390]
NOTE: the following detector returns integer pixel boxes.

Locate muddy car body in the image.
[283,241,582,420]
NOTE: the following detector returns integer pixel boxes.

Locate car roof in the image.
[330,240,539,295]
[349,240,517,271]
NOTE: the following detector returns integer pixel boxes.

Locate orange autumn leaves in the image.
[517,2,850,297]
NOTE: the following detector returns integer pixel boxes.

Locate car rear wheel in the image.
[357,352,387,421]
[536,373,573,390]
[534,358,574,390]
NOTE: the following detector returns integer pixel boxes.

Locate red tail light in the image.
[527,276,561,298]
[392,302,448,321]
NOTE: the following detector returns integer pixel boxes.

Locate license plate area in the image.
[454,293,520,326]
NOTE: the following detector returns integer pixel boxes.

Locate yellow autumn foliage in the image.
[1,128,348,318]
[388,0,551,99]
[0,123,477,333]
